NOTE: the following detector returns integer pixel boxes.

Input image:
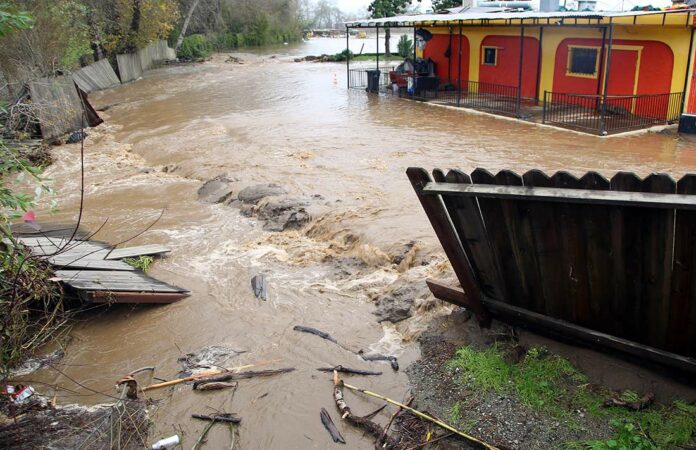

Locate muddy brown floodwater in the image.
[26,38,696,449]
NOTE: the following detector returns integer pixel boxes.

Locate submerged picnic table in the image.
[408,167,696,375]
[12,223,189,304]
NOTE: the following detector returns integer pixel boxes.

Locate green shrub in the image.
[213,32,237,50]
[178,34,211,60]
[397,34,414,58]
[124,255,154,272]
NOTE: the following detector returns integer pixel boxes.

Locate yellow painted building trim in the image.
[565,45,601,79]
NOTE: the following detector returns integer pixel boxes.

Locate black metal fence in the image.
[542,91,683,135]
[405,78,521,116]
[348,67,393,90]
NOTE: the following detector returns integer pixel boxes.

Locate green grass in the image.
[448,345,696,449]
[124,255,154,272]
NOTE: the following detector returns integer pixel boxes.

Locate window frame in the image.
[566,45,601,79]
[481,46,499,66]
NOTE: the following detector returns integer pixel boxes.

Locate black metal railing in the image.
[543,91,683,135]
[348,67,393,90]
[402,78,521,116]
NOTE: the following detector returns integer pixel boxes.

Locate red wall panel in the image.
[478,35,540,98]
[423,33,470,85]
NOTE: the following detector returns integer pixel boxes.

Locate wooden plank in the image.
[406,167,489,322]
[433,169,506,301]
[55,270,187,293]
[48,258,135,271]
[421,182,696,209]
[471,168,528,307]
[521,170,563,317]
[85,291,189,304]
[11,222,89,239]
[578,172,614,331]
[104,245,170,260]
[610,172,644,341]
[551,172,591,325]
[669,174,696,357]
[425,279,696,375]
[640,173,676,350]
[495,169,545,311]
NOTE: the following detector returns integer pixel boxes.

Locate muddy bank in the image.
[407,310,696,449]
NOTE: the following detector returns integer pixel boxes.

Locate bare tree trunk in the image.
[384,27,391,57]
[176,0,202,51]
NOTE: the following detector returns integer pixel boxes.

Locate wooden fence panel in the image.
[432,169,506,301]
[471,168,530,307]
[521,169,564,317]
[669,174,696,357]
[550,171,592,325]
[578,172,614,332]
[640,174,676,350]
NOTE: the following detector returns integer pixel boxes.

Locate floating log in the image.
[192,413,242,424]
[193,381,238,391]
[293,325,338,343]
[320,408,346,444]
[192,368,295,388]
[359,353,399,371]
[317,366,382,376]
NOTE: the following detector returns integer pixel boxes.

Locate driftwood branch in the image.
[333,371,399,449]
[317,366,382,376]
[194,381,238,391]
[320,408,346,444]
[192,368,295,388]
[603,392,655,411]
[378,395,414,448]
[192,413,242,424]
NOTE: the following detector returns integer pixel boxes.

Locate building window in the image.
[482,47,498,66]
[567,47,599,77]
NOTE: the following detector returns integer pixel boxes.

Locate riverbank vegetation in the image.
[447,344,696,449]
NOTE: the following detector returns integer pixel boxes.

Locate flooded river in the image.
[27,38,696,449]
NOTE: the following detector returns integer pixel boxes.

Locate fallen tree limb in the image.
[359,353,399,371]
[362,404,387,420]
[603,392,655,411]
[194,381,238,391]
[333,371,398,449]
[342,380,499,450]
[192,368,295,388]
[320,407,346,444]
[141,360,279,392]
[192,413,242,424]
[317,366,382,376]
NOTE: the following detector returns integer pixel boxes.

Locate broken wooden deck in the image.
[13,225,187,304]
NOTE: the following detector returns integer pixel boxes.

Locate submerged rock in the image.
[238,183,287,203]
[198,175,235,204]
[256,197,311,231]
[373,282,430,323]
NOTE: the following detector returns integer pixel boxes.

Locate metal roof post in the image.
[457,20,463,107]
[516,21,525,117]
[600,21,614,136]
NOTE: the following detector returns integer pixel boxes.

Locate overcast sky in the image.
[332,0,670,15]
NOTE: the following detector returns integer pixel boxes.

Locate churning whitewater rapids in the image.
[24,37,696,449]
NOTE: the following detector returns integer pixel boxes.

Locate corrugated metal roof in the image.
[345,8,692,26]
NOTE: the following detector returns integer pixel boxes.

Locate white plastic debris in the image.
[151,434,180,449]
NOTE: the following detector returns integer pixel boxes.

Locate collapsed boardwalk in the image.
[408,167,696,374]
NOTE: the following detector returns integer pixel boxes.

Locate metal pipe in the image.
[376,25,380,71]
[680,27,695,114]
[516,23,525,117]
[457,20,463,107]
[600,22,614,136]
[534,26,544,104]
[346,26,350,89]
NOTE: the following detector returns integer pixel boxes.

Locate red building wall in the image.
[423,33,470,85]
[552,38,674,96]
[478,35,539,98]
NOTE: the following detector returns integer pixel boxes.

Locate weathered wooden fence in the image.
[409,167,696,374]
[72,59,121,93]
[117,40,176,83]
